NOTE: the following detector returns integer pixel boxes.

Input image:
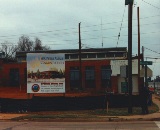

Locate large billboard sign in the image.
[27,53,65,93]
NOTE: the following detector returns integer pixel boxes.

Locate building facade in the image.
[0,47,141,99]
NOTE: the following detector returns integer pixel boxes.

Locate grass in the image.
[90,103,159,116]
[11,103,159,121]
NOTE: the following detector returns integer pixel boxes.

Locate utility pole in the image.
[145,55,148,88]
[79,22,82,90]
[137,7,141,91]
[125,0,133,114]
[145,63,148,87]
[142,46,144,62]
[142,46,144,88]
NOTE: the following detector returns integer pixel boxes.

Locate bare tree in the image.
[0,41,17,60]
[17,36,50,51]
[34,37,50,51]
[42,45,50,51]
[17,35,33,51]
[34,37,43,51]
[0,36,50,60]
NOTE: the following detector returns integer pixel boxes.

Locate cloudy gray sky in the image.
[0,0,160,78]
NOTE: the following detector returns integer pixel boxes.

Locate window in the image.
[85,66,95,88]
[81,54,87,58]
[70,70,79,80]
[9,68,20,87]
[101,65,111,88]
[88,53,96,58]
[97,53,105,58]
[70,54,78,59]
[70,67,80,89]
[114,52,124,58]
[106,53,114,58]
[65,54,69,59]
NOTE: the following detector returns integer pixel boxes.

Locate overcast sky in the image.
[0,0,160,78]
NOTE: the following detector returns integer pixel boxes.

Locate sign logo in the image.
[32,84,40,92]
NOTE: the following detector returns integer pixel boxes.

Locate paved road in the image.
[0,121,160,130]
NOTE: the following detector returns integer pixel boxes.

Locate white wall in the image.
[111,59,138,76]
[118,75,138,94]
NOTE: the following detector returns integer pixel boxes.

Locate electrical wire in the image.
[116,6,126,47]
[141,0,160,9]
[0,14,159,39]
[144,56,160,59]
[144,46,160,55]
[0,12,159,49]
[1,29,160,47]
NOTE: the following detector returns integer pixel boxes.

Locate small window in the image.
[97,53,105,58]
[88,53,96,58]
[106,53,114,57]
[81,54,87,58]
[65,54,69,59]
[70,54,78,59]
[115,53,124,57]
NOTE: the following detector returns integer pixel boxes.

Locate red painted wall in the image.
[66,59,117,93]
[0,59,118,93]
[0,61,26,87]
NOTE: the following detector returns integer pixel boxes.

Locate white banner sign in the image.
[27,53,65,93]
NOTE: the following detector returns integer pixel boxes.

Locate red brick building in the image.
[0,47,134,99]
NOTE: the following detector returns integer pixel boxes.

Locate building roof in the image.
[16,47,127,57]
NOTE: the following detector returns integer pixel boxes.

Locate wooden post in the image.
[137,7,141,92]
[128,2,133,114]
[107,101,109,113]
[79,22,82,90]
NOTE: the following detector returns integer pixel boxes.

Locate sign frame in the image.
[27,53,65,94]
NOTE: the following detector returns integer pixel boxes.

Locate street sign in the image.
[140,61,152,65]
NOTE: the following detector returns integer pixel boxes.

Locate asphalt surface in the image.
[0,121,160,130]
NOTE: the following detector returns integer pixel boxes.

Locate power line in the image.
[141,0,160,9]
[0,21,159,40]
[1,29,160,47]
[144,46,160,55]
[144,56,160,59]
[0,13,159,40]
[101,18,103,47]
[116,6,126,47]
